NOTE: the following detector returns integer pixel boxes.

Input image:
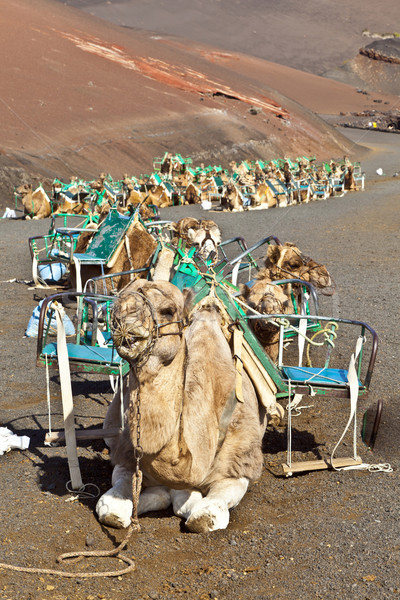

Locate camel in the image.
[265,176,289,207]
[240,280,291,361]
[160,153,173,178]
[17,184,52,220]
[96,279,272,532]
[292,168,311,203]
[171,217,222,261]
[239,243,333,360]
[220,182,247,211]
[344,165,359,191]
[51,177,92,215]
[71,219,158,293]
[142,184,173,208]
[259,242,333,296]
[249,182,279,209]
[184,182,202,204]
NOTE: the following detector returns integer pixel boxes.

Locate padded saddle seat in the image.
[42,342,125,369]
[281,366,362,388]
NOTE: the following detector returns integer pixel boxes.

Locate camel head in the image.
[241,280,290,336]
[15,183,32,198]
[265,242,333,294]
[173,217,221,260]
[188,220,221,261]
[111,280,192,364]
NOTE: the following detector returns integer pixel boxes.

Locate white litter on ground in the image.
[0,427,30,455]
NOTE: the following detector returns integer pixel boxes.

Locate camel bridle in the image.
[110,291,187,366]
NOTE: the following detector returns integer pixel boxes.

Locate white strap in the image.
[32,255,40,287]
[96,328,107,347]
[55,305,83,490]
[331,336,364,468]
[72,256,82,293]
[231,261,241,287]
[297,317,307,366]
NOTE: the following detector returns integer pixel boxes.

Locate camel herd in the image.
[28,203,341,533]
[15,153,364,220]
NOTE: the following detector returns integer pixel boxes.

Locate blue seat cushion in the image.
[42,342,123,365]
[281,366,361,387]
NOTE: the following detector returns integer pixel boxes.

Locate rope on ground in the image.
[65,481,101,499]
[0,471,142,578]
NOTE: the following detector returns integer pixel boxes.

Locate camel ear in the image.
[182,288,195,316]
[284,242,296,248]
[209,225,221,244]
[239,283,250,298]
[265,244,281,266]
[187,228,196,242]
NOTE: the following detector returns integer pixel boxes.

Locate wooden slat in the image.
[282,456,362,475]
[45,427,120,444]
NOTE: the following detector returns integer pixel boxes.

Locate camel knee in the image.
[96,468,134,528]
[138,486,172,515]
[171,489,203,519]
[206,477,249,510]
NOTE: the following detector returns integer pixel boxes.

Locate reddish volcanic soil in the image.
[0,0,399,204]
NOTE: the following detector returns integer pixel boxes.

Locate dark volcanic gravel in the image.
[0,129,399,599]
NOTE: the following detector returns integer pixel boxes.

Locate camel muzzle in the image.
[110,292,157,361]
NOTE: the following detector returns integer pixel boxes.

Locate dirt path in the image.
[0,129,398,600]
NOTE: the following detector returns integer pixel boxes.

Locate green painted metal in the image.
[74,208,135,265]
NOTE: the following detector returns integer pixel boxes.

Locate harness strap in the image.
[330,335,364,469]
[54,304,84,490]
[233,328,244,404]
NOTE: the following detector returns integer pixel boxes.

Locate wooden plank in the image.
[45,427,120,444]
[282,456,362,475]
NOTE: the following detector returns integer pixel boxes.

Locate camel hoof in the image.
[185,501,229,533]
[96,491,133,529]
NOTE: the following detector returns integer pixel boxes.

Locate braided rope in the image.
[0,471,142,578]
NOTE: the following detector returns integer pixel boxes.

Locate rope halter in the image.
[110,291,186,366]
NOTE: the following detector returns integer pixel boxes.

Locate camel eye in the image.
[160,306,175,318]
[289,259,301,268]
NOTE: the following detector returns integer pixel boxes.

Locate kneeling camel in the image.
[96,280,273,533]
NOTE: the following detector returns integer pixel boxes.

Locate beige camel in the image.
[240,280,291,362]
[259,242,333,296]
[17,184,52,220]
[239,243,333,361]
[96,279,272,532]
[171,217,222,261]
[220,182,247,211]
[144,185,173,208]
[249,182,279,209]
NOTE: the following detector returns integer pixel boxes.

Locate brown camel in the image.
[344,165,359,191]
[17,184,52,220]
[184,182,202,204]
[240,280,291,362]
[256,242,334,302]
[220,182,246,211]
[71,219,157,293]
[96,279,273,532]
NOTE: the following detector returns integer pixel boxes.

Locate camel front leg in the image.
[96,465,172,528]
[96,465,133,528]
[171,478,249,533]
